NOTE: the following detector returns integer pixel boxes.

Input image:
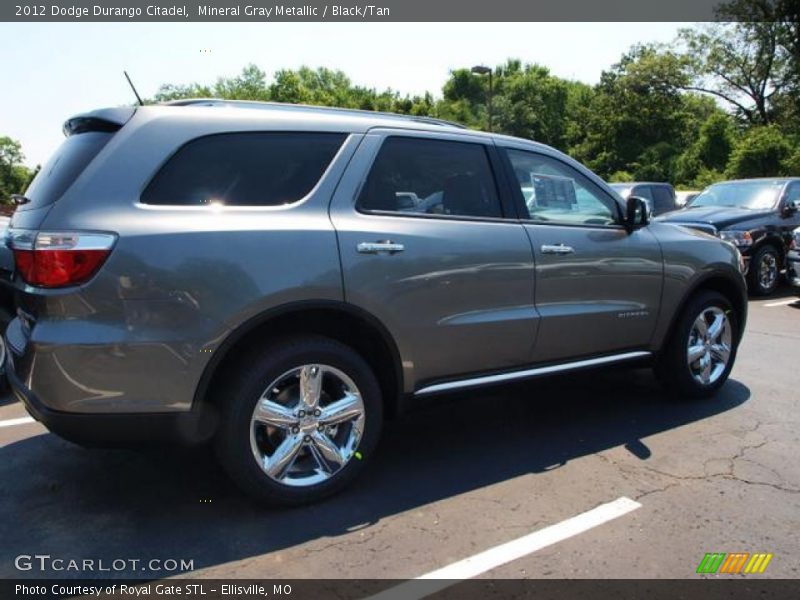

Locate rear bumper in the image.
[4,338,215,446]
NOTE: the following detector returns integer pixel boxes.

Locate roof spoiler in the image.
[63,106,137,137]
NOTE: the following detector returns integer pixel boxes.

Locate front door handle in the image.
[357,241,405,255]
[541,244,575,255]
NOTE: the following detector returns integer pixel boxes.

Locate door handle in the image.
[357,241,405,254]
[541,244,575,255]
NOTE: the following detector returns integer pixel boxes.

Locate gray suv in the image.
[4,100,747,505]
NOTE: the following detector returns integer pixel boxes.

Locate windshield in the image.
[689,181,783,210]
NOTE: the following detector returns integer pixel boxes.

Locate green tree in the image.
[569,45,691,179]
[675,112,738,185]
[0,136,33,204]
[726,125,793,178]
[679,21,794,125]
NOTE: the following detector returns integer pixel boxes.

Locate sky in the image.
[0,22,685,166]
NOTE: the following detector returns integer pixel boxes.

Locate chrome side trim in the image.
[414,351,652,396]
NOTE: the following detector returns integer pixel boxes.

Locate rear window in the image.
[141,132,346,206]
[22,132,113,211]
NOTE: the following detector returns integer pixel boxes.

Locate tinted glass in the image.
[142,132,346,206]
[651,185,675,215]
[357,137,502,219]
[22,132,113,211]
[506,150,618,226]
[633,185,654,201]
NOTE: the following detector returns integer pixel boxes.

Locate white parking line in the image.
[0,416,36,428]
[368,496,641,599]
[763,299,797,308]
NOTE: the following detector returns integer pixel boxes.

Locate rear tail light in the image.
[8,229,116,288]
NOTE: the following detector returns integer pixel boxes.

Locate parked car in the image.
[4,100,747,505]
[788,227,800,292]
[609,182,678,216]
[675,190,700,207]
[657,178,800,296]
[0,215,10,378]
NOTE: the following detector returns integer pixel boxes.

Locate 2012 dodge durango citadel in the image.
[3,100,747,505]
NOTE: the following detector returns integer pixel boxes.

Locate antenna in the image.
[124,70,144,106]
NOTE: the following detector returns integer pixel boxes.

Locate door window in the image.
[357,137,503,219]
[651,186,675,215]
[505,149,619,226]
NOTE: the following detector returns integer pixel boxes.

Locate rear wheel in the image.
[747,245,780,296]
[655,290,738,399]
[215,336,382,506]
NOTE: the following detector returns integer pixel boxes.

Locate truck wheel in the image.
[747,245,780,296]
[215,335,383,506]
[655,290,738,399]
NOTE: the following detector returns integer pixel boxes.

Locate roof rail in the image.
[163,98,468,129]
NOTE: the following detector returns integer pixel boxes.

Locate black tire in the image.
[747,245,781,296]
[655,290,738,399]
[215,335,383,506]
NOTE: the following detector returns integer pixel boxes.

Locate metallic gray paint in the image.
[4,102,747,421]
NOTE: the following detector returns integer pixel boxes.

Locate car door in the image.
[499,146,663,364]
[330,130,537,391]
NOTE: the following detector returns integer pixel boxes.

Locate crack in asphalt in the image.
[595,420,800,499]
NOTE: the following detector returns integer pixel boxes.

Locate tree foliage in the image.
[0,136,33,205]
[726,125,794,178]
[8,14,798,197]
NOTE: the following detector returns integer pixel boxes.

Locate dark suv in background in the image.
[657,178,800,296]
[4,100,747,505]
[609,182,678,217]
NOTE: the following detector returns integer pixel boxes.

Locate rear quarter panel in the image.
[17,111,362,413]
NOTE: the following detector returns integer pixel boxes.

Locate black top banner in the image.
[4,0,733,23]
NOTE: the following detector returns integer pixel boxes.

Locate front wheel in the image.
[747,245,780,296]
[655,291,739,399]
[215,336,383,506]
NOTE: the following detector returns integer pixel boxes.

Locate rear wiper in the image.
[10,194,30,206]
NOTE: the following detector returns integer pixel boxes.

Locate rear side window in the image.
[357,137,502,219]
[141,132,346,206]
[22,132,113,211]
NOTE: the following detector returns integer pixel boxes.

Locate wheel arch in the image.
[193,300,404,427]
[752,234,786,264]
[660,270,748,351]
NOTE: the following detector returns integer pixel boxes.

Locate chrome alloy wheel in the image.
[249,364,365,487]
[686,306,732,386]
[758,252,778,291]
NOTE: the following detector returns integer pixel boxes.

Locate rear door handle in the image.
[357,241,405,254]
[541,244,575,255]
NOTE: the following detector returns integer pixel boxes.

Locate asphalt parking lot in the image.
[1,291,798,582]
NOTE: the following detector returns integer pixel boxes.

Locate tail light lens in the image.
[8,230,116,288]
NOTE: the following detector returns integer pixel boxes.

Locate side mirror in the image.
[625,196,649,232]
[785,199,800,214]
